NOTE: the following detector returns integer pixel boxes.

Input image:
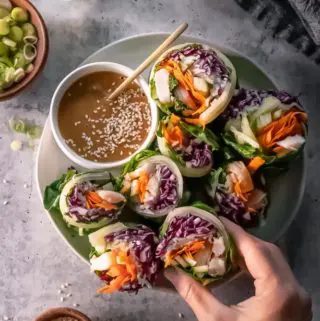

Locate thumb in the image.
[165,267,236,321]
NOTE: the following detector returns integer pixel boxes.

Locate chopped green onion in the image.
[9,26,23,42]
[10,139,23,151]
[2,36,16,48]
[9,117,27,133]
[0,42,8,56]
[14,52,26,68]
[0,18,9,35]
[11,7,28,22]
[4,66,14,84]
[27,125,42,139]
[9,117,43,139]
[14,68,25,82]
[3,15,16,26]
[23,35,38,44]
[23,43,37,61]
[0,7,9,18]
[0,0,12,11]
[25,63,34,73]
[0,56,13,66]
[21,22,36,36]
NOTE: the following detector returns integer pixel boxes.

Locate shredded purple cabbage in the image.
[144,165,179,212]
[104,225,160,291]
[178,139,213,168]
[156,214,216,258]
[167,44,230,82]
[215,191,257,228]
[221,88,300,120]
[67,183,121,223]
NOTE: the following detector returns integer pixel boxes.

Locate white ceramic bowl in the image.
[50,62,158,169]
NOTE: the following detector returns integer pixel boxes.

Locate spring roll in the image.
[156,205,236,285]
[157,114,219,177]
[207,161,268,228]
[149,43,237,125]
[89,222,160,293]
[120,151,183,220]
[220,89,308,164]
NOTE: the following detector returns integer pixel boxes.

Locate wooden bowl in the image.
[0,0,49,101]
[34,307,92,321]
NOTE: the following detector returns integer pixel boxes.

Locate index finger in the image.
[221,217,278,281]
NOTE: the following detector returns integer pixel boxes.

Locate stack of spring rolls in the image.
[44,43,308,294]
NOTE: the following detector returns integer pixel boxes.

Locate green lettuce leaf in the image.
[191,201,217,214]
[121,150,159,175]
[180,122,220,150]
[43,168,77,212]
[207,168,225,196]
[169,74,178,92]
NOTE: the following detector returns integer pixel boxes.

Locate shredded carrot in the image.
[138,172,149,203]
[247,156,265,174]
[162,119,186,147]
[97,249,138,294]
[248,207,257,213]
[184,117,205,127]
[160,60,207,118]
[257,109,307,155]
[85,191,118,211]
[165,240,206,268]
[170,114,181,125]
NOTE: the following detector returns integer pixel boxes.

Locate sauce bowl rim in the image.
[50,61,158,169]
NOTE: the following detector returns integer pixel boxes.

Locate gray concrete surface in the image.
[0,0,319,320]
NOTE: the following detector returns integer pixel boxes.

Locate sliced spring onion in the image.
[14,52,26,68]
[2,36,16,48]
[9,117,27,133]
[3,15,16,26]
[23,43,37,61]
[4,66,14,84]
[25,63,34,73]
[14,68,25,82]
[11,7,28,22]
[10,139,22,151]
[0,18,9,35]
[9,26,23,42]
[21,22,36,36]
[0,0,12,11]
[0,56,12,66]
[0,41,8,56]
[0,7,9,18]
[23,35,38,44]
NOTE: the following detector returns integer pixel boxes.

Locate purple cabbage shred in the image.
[167,44,230,81]
[67,182,121,223]
[220,88,300,120]
[104,225,160,291]
[156,214,216,258]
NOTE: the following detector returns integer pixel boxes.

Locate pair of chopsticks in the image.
[108,23,188,100]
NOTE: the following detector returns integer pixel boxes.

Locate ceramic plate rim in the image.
[35,32,306,267]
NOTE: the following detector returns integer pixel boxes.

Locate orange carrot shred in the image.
[247,156,265,174]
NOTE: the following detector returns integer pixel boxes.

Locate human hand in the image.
[165,217,312,321]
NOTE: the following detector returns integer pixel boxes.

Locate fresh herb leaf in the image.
[191,201,217,214]
[166,143,185,167]
[121,150,159,175]
[43,168,77,212]
[150,78,157,100]
[172,100,188,114]
[207,168,224,196]
[222,132,257,159]
[180,122,220,150]
[169,75,178,92]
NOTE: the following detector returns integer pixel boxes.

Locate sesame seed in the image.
[3,316,9,321]
[112,82,115,86]
[23,184,28,188]
[67,293,72,297]
[178,313,184,319]
[58,290,62,294]
[2,179,8,184]
[73,303,79,307]
[60,297,65,302]
[3,200,8,205]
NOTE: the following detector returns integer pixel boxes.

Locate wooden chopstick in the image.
[108,23,188,101]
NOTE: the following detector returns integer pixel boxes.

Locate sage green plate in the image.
[36,33,306,267]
